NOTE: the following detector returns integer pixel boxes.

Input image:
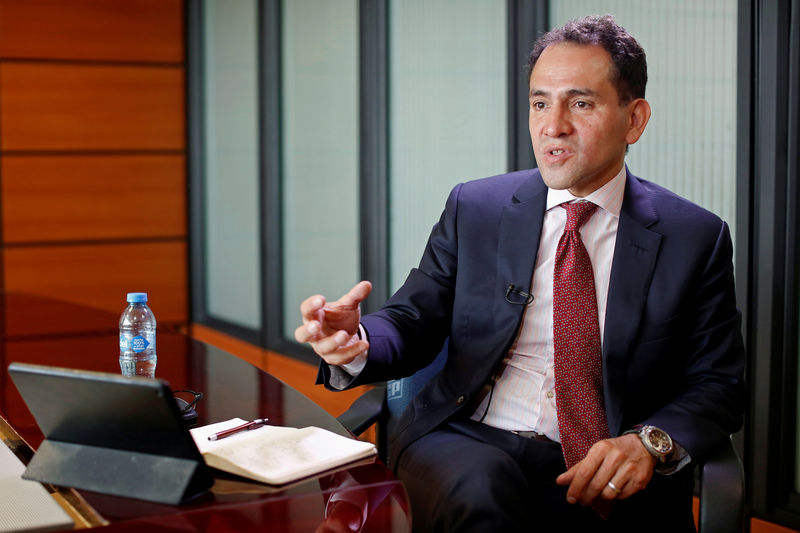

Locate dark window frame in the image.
[745,0,800,528]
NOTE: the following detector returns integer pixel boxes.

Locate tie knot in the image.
[562,201,598,232]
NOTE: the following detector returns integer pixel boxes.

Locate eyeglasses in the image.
[173,389,203,416]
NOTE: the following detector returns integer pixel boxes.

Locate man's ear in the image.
[625,98,651,145]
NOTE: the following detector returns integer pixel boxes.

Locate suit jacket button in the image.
[456,394,467,405]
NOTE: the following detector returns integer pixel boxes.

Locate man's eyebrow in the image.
[566,88,598,97]
[529,88,598,98]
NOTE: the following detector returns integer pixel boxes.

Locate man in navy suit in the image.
[296,15,745,532]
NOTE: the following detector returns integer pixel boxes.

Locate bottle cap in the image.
[126,292,148,303]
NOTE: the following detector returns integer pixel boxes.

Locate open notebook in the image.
[190,419,377,486]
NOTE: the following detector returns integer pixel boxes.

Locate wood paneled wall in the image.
[0,0,187,324]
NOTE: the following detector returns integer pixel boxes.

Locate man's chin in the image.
[538,169,576,191]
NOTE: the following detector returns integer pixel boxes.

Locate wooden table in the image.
[0,292,409,532]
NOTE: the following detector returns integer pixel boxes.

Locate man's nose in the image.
[543,105,572,137]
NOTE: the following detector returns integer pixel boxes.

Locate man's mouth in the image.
[550,149,565,155]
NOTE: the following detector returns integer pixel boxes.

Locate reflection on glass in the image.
[389,0,508,291]
[203,0,262,329]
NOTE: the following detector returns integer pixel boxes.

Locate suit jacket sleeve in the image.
[603,175,746,463]
[627,218,745,460]
[317,182,465,390]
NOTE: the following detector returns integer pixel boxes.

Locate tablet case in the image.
[8,362,214,505]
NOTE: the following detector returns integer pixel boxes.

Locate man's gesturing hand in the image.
[555,433,656,517]
[294,281,373,366]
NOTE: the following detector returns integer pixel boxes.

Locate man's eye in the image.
[531,101,546,110]
[575,101,591,109]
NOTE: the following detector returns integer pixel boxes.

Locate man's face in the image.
[528,43,649,197]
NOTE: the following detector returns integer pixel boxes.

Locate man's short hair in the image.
[527,15,647,104]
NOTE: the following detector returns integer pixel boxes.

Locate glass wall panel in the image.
[549,0,738,238]
[281,0,359,338]
[203,0,261,329]
[389,0,508,291]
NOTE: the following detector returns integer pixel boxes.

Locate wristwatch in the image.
[634,425,674,462]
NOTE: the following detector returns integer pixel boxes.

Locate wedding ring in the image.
[607,481,622,494]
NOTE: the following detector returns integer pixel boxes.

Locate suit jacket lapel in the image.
[603,171,662,435]
[486,169,662,437]
[492,172,548,341]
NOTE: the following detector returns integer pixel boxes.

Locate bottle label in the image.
[130,336,150,352]
[120,332,155,353]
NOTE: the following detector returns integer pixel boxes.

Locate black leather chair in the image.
[338,346,745,533]
[696,435,745,532]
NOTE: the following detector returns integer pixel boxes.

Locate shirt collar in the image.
[545,165,627,217]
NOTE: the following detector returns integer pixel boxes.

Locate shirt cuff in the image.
[337,350,368,377]
[327,324,369,390]
[656,439,691,475]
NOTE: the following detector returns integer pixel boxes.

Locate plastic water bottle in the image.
[119,292,157,378]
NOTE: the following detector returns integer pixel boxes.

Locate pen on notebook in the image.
[208,418,269,441]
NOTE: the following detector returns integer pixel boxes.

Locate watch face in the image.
[646,427,673,455]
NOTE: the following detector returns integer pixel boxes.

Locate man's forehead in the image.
[529,43,615,90]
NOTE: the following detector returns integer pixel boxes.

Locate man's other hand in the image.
[555,433,656,517]
[294,281,372,366]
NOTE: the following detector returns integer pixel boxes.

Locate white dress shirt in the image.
[469,166,626,441]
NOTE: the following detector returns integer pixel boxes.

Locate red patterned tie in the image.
[553,201,609,468]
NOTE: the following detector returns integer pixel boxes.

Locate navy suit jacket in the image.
[320,168,746,472]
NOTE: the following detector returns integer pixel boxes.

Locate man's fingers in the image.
[561,443,604,504]
[578,446,624,504]
[294,320,321,343]
[602,477,626,500]
[564,440,622,505]
[610,460,652,497]
[300,295,326,320]
[330,281,372,310]
[313,330,353,353]
[563,435,656,509]
[555,469,573,486]
[316,336,370,366]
